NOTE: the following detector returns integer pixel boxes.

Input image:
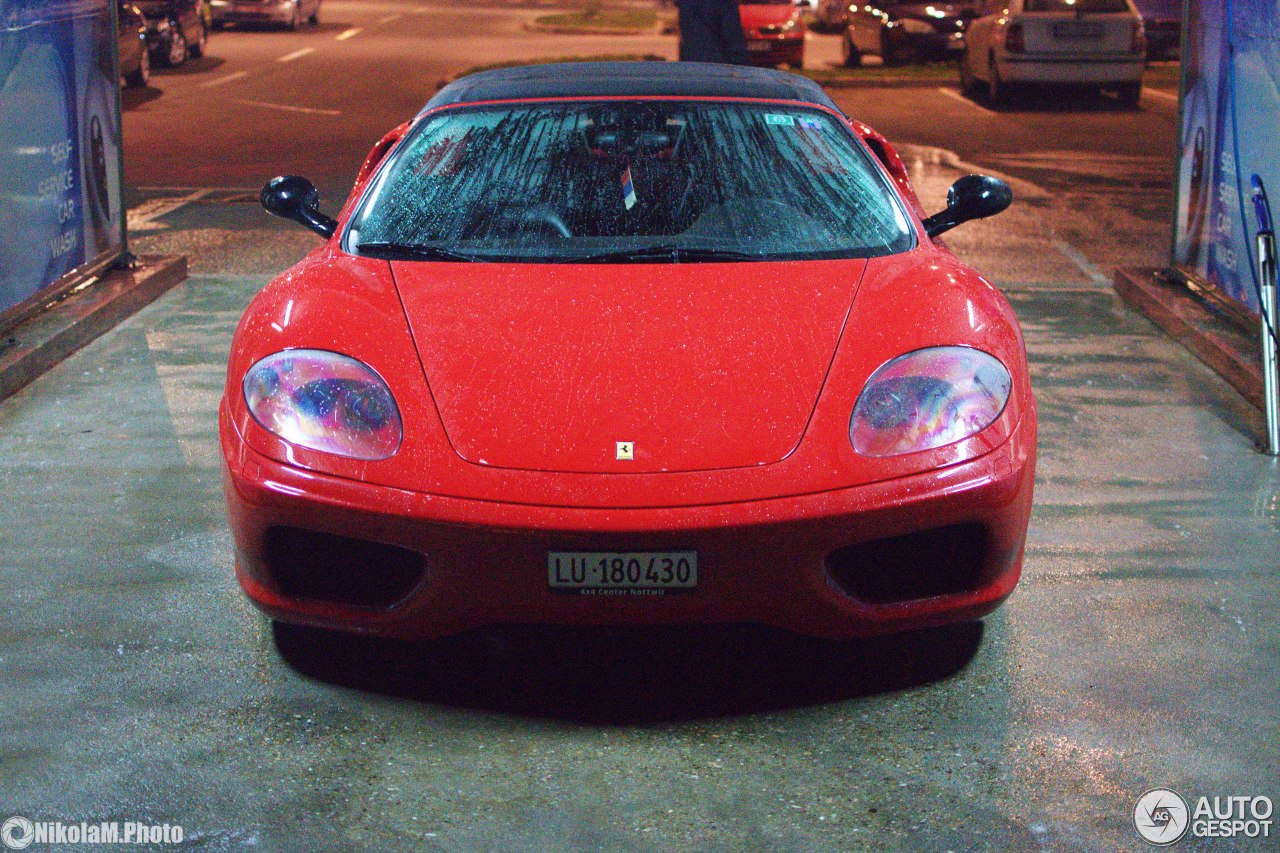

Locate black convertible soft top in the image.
[423,61,843,115]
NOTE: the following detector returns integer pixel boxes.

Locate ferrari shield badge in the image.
[616,441,635,460]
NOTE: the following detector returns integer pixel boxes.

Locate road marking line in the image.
[1052,237,1109,284]
[201,70,249,88]
[277,47,315,63]
[127,189,212,232]
[235,98,341,116]
[898,142,1051,200]
[377,14,402,24]
[935,87,998,117]
[1142,86,1179,103]
[336,27,362,40]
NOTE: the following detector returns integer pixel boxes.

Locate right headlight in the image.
[243,349,403,460]
[850,346,1011,457]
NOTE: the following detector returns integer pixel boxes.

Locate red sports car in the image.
[222,62,1036,644]
[739,0,807,68]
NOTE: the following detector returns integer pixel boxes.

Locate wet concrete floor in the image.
[1,157,1278,852]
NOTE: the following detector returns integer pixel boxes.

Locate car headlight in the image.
[898,17,934,34]
[243,350,402,460]
[850,346,1011,457]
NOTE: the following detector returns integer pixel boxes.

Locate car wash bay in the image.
[2,11,1279,849]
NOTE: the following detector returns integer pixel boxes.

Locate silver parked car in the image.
[210,0,320,30]
[960,0,1146,104]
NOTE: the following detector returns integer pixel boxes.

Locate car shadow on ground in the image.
[272,620,984,723]
[215,21,334,34]
[150,55,227,77]
[970,84,1143,113]
[120,86,164,110]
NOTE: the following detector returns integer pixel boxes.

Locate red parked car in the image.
[222,62,1035,645]
[739,0,807,68]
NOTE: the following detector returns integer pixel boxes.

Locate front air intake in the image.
[825,523,989,604]
[264,527,425,608]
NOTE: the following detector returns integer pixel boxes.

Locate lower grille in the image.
[825,523,989,604]
[264,526,425,608]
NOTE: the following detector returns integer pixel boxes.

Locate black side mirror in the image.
[260,175,337,238]
[921,175,1012,238]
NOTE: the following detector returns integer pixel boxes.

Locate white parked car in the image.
[960,0,1147,105]
[210,0,320,30]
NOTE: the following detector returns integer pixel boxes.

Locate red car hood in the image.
[391,259,866,474]
[738,3,798,30]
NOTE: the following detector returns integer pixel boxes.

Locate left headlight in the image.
[850,346,1011,457]
[243,349,403,460]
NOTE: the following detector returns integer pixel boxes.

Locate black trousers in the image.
[677,0,751,65]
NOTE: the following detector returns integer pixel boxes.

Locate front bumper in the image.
[222,404,1035,641]
[745,36,805,68]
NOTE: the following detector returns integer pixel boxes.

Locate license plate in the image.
[747,41,772,52]
[1052,21,1105,39]
[548,551,697,594]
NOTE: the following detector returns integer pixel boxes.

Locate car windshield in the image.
[1024,0,1129,11]
[347,100,913,263]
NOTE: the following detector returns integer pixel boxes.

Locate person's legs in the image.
[678,0,726,62]
[714,0,751,66]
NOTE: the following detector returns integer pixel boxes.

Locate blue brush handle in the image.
[1252,174,1273,234]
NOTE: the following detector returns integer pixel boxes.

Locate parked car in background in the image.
[739,0,807,68]
[813,0,850,32]
[841,1,976,67]
[960,0,1146,105]
[117,2,150,87]
[1132,0,1179,59]
[210,0,321,30]
[136,0,208,67]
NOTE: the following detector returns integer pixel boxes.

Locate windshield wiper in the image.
[567,245,762,263]
[354,241,487,262]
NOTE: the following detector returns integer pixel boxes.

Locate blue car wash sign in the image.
[0,0,124,318]
[1174,0,1280,314]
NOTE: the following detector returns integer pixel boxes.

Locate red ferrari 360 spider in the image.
[221,62,1036,643]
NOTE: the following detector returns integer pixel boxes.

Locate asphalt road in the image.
[122,1,1181,281]
[6,7,1277,852]
[122,0,683,199]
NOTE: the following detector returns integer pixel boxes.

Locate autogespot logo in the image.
[1,817,34,851]
[1135,789,1191,845]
